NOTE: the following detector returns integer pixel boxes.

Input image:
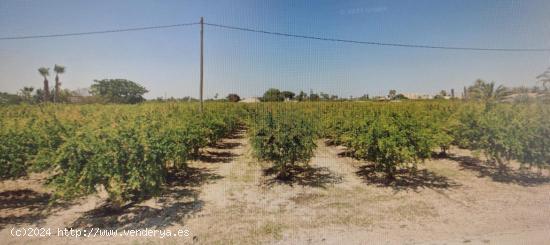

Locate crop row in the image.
[1,101,548,202]
[246,101,549,179]
[0,103,242,206]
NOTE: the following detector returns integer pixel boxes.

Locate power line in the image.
[0,22,199,40]
[204,22,550,52]
[1,20,549,52]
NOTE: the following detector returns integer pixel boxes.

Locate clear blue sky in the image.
[1,0,549,99]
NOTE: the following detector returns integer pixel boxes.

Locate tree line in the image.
[2,66,549,105]
[1,65,150,105]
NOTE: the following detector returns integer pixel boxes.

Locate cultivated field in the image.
[1,101,549,244]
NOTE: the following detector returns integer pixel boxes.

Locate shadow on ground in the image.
[198,150,239,163]
[212,142,242,150]
[199,129,244,163]
[449,154,550,186]
[263,165,343,188]
[356,165,460,192]
[2,130,243,231]
[69,129,245,230]
[0,189,51,230]
[70,167,221,230]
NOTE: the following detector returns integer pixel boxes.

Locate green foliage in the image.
[465,79,511,103]
[518,104,550,167]
[296,91,308,101]
[320,101,458,179]
[50,119,166,205]
[261,88,284,102]
[0,103,241,206]
[394,94,408,100]
[0,129,37,179]
[281,91,295,100]
[0,92,23,105]
[90,79,149,104]
[453,103,550,169]
[227,93,241,102]
[1,99,548,203]
[354,113,434,178]
[324,108,437,179]
[249,109,316,179]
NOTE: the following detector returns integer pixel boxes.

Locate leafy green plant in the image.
[349,112,435,179]
[250,110,317,179]
[0,103,241,206]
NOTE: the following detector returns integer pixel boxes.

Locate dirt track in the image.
[1,132,550,244]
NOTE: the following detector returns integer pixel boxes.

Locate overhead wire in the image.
[0,22,199,40]
[1,20,549,53]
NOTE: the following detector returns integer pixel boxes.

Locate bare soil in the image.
[1,133,550,244]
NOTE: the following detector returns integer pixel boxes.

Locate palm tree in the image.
[38,67,50,102]
[467,79,510,102]
[19,87,34,102]
[53,64,65,103]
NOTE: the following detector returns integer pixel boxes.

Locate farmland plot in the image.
[1,101,550,244]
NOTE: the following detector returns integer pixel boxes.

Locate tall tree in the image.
[262,88,283,102]
[296,91,308,101]
[19,87,34,102]
[309,92,320,101]
[281,91,295,100]
[320,92,330,100]
[53,64,65,103]
[388,89,397,99]
[90,79,149,104]
[467,79,510,102]
[226,93,240,102]
[38,67,50,102]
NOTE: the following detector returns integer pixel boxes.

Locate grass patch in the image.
[251,221,287,240]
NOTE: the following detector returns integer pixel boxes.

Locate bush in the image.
[0,130,37,179]
[250,110,317,179]
[0,103,241,207]
[50,123,166,206]
[351,112,435,179]
[453,103,550,170]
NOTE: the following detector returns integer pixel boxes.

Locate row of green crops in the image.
[247,105,317,179]
[322,101,550,178]
[245,100,549,180]
[452,102,550,170]
[2,100,548,197]
[0,102,242,206]
[318,101,457,178]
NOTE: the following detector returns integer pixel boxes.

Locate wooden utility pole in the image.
[200,17,204,113]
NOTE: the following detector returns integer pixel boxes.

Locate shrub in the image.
[351,112,435,179]
[250,110,316,179]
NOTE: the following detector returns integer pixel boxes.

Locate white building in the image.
[401,93,433,100]
[240,97,261,103]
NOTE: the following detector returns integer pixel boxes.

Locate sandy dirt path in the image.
[185,138,550,244]
[0,130,248,245]
[1,135,550,244]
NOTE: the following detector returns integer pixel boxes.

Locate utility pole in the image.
[199,17,204,113]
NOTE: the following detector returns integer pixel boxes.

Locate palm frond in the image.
[38,67,50,77]
[54,64,66,74]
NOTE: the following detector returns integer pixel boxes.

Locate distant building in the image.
[72,88,91,97]
[284,98,297,102]
[373,96,388,101]
[502,92,542,103]
[401,93,433,100]
[67,88,93,103]
[240,97,261,103]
